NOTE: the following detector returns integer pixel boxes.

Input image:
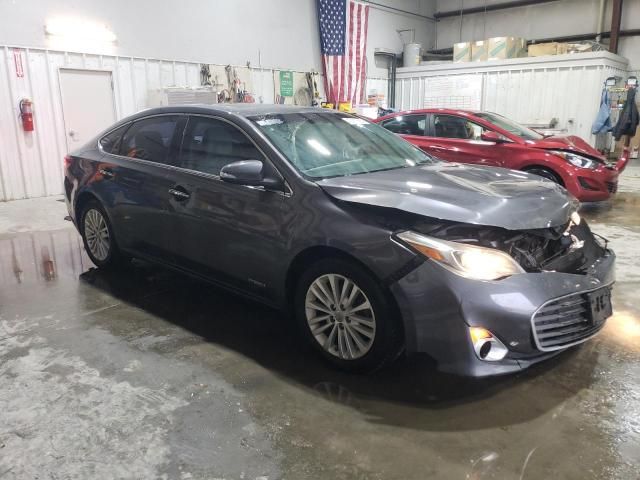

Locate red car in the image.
[374,109,629,202]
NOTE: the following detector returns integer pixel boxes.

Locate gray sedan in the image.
[63,104,615,376]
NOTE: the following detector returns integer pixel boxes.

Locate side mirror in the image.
[220,160,283,190]
[480,131,508,143]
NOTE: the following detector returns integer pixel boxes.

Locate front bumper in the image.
[390,249,615,377]
[564,164,619,202]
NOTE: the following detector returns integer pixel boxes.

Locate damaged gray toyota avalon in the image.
[65,105,615,376]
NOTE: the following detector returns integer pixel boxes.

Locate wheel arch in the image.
[285,246,403,332]
[286,246,368,303]
[74,190,101,226]
[74,189,117,233]
[521,164,565,186]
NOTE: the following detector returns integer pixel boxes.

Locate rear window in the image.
[99,124,129,154]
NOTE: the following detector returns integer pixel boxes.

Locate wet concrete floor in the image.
[0,167,639,479]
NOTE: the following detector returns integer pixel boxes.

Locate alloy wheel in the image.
[305,273,376,360]
[84,209,111,261]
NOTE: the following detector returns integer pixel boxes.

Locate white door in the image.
[59,69,116,149]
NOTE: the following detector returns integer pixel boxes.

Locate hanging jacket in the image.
[613,87,639,140]
[591,87,611,135]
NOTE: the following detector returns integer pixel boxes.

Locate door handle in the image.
[99,168,114,178]
[168,187,190,200]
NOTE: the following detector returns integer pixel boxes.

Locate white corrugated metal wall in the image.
[482,66,620,141]
[395,52,630,146]
[0,46,202,202]
[0,45,386,202]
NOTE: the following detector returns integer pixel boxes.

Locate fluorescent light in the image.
[45,17,117,43]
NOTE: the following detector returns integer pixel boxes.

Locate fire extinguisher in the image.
[19,98,34,132]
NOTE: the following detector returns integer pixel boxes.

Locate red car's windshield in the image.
[474,112,544,141]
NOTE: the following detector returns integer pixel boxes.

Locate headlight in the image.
[396,231,524,281]
[551,150,598,169]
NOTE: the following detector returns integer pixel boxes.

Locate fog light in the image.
[469,327,509,361]
[578,177,599,191]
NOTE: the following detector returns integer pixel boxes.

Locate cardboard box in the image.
[453,42,471,62]
[566,42,594,54]
[471,40,488,61]
[487,37,526,60]
[528,42,568,57]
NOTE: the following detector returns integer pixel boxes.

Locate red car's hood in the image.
[527,135,607,162]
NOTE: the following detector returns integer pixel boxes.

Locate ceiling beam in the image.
[434,0,559,20]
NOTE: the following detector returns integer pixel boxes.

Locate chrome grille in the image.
[532,292,604,351]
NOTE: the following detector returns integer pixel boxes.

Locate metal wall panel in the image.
[395,52,629,145]
[0,45,385,202]
[0,46,201,202]
[482,65,614,140]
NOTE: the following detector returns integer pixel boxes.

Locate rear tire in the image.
[80,200,128,269]
[525,167,562,185]
[294,258,403,373]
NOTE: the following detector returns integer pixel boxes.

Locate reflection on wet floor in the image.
[0,170,639,479]
[0,229,91,286]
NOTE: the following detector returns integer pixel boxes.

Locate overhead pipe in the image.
[595,0,607,43]
[434,0,558,19]
[363,1,436,21]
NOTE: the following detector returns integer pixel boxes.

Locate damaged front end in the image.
[384,209,615,375]
[412,214,608,275]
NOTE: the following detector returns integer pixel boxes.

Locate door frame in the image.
[57,67,117,152]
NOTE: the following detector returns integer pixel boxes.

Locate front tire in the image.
[294,258,403,373]
[525,167,562,184]
[80,200,127,269]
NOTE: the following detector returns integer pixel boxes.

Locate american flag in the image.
[317,0,370,107]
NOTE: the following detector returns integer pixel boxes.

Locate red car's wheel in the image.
[525,167,563,185]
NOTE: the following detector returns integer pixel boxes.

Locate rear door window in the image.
[179,116,264,176]
[380,114,426,135]
[121,116,181,164]
[99,124,130,154]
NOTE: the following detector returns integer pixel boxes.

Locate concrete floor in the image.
[1,167,639,480]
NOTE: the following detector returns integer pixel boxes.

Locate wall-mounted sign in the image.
[279,71,294,97]
[13,50,24,78]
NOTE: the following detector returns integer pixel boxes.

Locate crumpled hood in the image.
[528,135,607,161]
[318,163,579,230]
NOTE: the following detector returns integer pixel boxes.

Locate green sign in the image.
[280,71,294,97]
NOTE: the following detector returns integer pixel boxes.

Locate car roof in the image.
[393,108,481,116]
[129,103,335,120]
[374,108,488,123]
